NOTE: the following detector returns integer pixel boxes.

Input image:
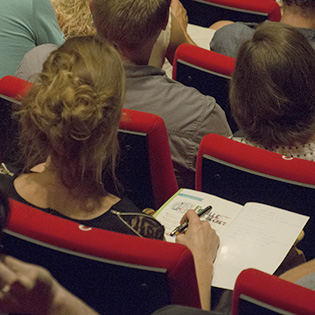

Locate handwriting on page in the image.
[223,203,305,248]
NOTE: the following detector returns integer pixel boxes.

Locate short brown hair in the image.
[230,22,315,147]
[19,36,125,197]
[92,0,171,52]
[282,0,315,8]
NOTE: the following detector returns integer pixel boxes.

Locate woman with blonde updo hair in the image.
[0,36,164,239]
[2,37,222,309]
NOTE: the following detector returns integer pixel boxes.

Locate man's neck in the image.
[281,5,315,29]
[119,31,161,66]
[119,50,151,66]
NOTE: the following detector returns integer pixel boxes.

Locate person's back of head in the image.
[282,0,315,9]
[18,36,125,197]
[230,21,315,147]
[51,0,96,39]
[282,0,315,21]
[92,0,171,55]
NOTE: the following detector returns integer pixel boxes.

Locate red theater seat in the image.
[173,44,237,132]
[0,76,178,208]
[179,0,281,27]
[232,268,315,314]
[0,76,33,163]
[0,75,32,103]
[195,133,315,259]
[118,109,178,209]
[4,198,200,315]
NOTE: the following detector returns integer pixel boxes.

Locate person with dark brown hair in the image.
[230,22,315,158]
[210,0,315,58]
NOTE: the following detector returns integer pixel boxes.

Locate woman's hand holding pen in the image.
[176,210,219,264]
[176,210,220,311]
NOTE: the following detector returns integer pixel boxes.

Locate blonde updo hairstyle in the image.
[51,0,96,39]
[18,36,125,197]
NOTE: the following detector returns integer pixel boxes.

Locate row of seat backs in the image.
[173,43,238,132]
[5,197,315,315]
[196,133,315,260]
[179,0,281,27]
[3,198,201,315]
[1,71,315,315]
[0,75,178,210]
[7,168,315,314]
[6,196,315,315]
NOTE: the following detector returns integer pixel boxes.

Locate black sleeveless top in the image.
[0,164,164,240]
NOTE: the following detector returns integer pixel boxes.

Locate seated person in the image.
[0,190,219,313]
[0,0,64,78]
[15,0,197,81]
[0,37,221,309]
[15,0,97,82]
[92,0,232,188]
[210,0,315,58]
[0,36,164,239]
[229,22,315,159]
[0,188,310,314]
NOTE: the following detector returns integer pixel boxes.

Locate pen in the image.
[170,205,212,236]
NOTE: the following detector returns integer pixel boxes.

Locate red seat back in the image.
[179,0,281,27]
[195,133,315,259]
[232,268,315,315]
[4,199,200,314]
[119,109,178,209]
[0,75,33,102]
[173,44,237,132]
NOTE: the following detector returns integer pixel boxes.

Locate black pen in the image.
[170,205,212,236]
